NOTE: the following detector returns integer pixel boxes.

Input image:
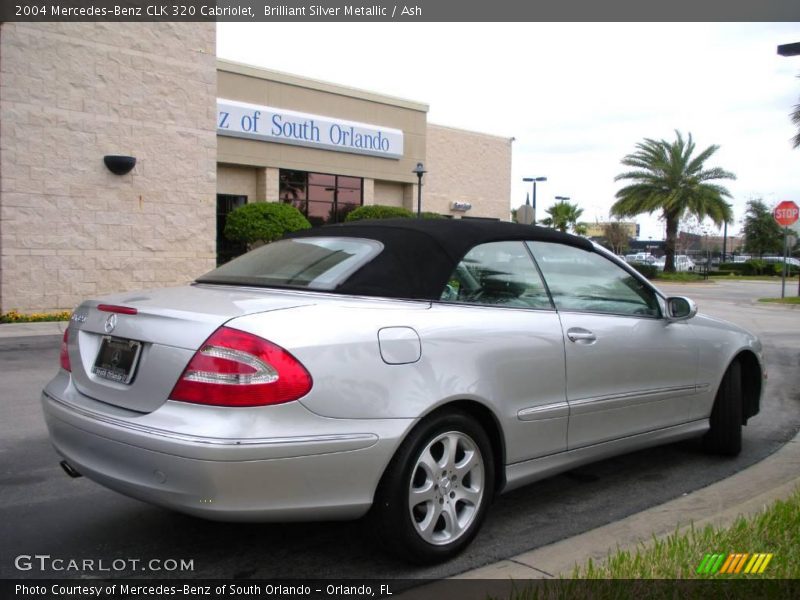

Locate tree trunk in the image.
[664,213,679,273]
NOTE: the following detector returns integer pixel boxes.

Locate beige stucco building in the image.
[584,222,639,239]
[0,23,513,314]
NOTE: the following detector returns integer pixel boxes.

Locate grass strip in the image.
[653,273,707,282]
[502,487,799,600]
[569,486,800,578]
[758,297,800,304]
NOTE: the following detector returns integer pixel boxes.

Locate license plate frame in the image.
[91,336,142,385]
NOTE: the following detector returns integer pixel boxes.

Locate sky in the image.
[217,22,800,240]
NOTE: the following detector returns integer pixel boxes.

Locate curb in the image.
[451,430,800,582]
[755,301,800,310]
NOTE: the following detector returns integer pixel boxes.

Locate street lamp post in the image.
[412,162,427,217]
[722,220,728,262]
[522,176,547,225]
[777,42,799,295]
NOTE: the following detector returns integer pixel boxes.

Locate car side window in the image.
[527,242,661,317]
[440,241,553,309]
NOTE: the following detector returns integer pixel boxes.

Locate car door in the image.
[435,240,568,463]
[528,242,698,450]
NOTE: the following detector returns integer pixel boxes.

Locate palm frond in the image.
[612,130,736,236]
[792,100,800,149]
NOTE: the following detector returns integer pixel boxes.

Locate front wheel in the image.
[703,360,743,456]
[372,412,495,564]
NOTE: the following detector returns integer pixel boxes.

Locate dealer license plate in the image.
[92,336,142,384]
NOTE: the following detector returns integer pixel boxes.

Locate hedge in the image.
[345,205,445,222]
[224,202,311,245]
[715,262,799,277]
[629,263,658,279]
[345,205,414,221]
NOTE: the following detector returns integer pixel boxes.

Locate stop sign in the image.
[774,200,799,227]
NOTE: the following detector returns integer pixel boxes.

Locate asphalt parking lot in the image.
[0,278,798,580]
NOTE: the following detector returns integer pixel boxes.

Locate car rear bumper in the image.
[41,372,413,521]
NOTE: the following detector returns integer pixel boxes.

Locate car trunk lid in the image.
[65,284,315,413]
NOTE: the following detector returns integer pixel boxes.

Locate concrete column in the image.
[362,178,375,206]
[403,183,418,212]
[255,168,267,202]
[256,167,281,202]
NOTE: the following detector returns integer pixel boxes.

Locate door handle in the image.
[567,328,597,344]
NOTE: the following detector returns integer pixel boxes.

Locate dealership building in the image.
[0,23,513,313]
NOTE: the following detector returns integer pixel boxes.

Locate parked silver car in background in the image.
[654,255,696,271]
[42,219,764,564]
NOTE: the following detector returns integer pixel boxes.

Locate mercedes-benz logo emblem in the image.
[104,313,117,334]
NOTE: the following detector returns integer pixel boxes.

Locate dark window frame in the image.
[216,194,248,266]
[280,169,364,227]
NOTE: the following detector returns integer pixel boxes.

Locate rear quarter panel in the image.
[228,298,570,464]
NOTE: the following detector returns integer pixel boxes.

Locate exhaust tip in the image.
[59,460,82,478]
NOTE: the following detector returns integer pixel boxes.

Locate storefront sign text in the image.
[217,99,403,159]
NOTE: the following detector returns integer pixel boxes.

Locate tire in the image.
[703,360,743,456]
[372,411,495,564]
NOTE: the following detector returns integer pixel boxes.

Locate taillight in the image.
[169,326,312,407]
[60,328,71,372]
[97,304,138,315]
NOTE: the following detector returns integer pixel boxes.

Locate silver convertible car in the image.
[42,219,763,563]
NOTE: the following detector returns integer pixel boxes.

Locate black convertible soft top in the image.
[286,219,593,301]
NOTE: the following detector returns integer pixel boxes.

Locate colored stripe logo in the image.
[696,553,773,574]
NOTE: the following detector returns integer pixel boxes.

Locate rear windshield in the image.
[197,237,384,290]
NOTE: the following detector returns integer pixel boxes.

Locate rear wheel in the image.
[703,360,743,456]
[372,412,494,564]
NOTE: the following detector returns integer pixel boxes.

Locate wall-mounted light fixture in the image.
[103,155,136,175]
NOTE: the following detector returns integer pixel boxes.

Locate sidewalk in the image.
[0,320,68,338]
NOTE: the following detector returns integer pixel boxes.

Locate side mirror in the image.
[666,296,697,322]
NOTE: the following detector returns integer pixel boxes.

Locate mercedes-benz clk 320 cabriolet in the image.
[42,219,764,563]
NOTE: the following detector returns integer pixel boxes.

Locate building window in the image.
[216,194,247,266]
[280,169,363,227]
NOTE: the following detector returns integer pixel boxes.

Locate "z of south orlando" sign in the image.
[217,99,404,159]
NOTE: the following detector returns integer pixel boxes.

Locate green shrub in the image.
[656,272,704,282]
[773,263,800,276]
[718,262,748,275]
[345,205,414,221]
[747,259,768,275]
[629,263,658,279]
[224,202,311,245]
[344,205,446,221]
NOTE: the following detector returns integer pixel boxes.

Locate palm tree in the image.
[611,131,735,272]
[541,200,584,234]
